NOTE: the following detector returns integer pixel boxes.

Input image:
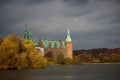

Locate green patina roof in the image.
[23,26,71,48]
[23,24,33,40]
[39,40,66,48]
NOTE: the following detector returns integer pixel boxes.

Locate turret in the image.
[24,24,29,39]
[23,23,33,40]
[65,29,73,59]
[66,29,72,42]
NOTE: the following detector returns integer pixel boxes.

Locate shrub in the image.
[56,53,65,65]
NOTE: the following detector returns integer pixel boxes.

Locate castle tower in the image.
[23,24,33,40]
[24,24,29,39]
[65,29,73,59]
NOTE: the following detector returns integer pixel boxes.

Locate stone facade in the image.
[66,41,73,59]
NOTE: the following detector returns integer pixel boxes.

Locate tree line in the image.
[73,48,120,63]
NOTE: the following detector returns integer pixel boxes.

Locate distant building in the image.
[23,24,73,59]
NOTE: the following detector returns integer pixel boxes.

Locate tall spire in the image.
[24,23,29,39]
[66,29,72,42]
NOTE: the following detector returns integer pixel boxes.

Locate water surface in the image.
[0,64,120,80]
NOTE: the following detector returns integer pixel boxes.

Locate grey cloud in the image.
[0,0,16,5]
[63,0,89,6]
[0,0,53,5]
[100,0,120,3]
[72,29,120,49]
[26,0,55,5]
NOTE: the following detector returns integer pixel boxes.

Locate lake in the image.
[0,64,120,80]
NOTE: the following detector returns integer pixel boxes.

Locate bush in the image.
[56,53,65,65]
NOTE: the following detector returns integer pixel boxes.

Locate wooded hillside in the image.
[73,48,120,63]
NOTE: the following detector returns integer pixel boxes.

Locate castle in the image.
[23,24,73,59]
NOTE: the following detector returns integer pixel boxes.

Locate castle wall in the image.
[36,40,73,59]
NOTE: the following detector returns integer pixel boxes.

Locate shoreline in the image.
[1,63,120,71]
[83,63,120,64]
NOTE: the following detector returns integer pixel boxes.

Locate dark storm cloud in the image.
[0,0,120,49]
[73,28,120,49]
[63,0,89,6]
[101,0,120,3]
[27,0,55,5]
[63,0,120,5]
[0,0,53,35]
[0,0,53,5]
[0,0,16,5]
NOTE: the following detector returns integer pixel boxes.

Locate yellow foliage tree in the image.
[27,50,47,68]
[0,35,21,69]
[16,52,28,69]
[0,35,47,70]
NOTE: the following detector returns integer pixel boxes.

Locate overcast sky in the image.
[0,0,120,50]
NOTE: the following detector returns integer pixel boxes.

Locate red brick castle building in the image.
[23,24,73,59]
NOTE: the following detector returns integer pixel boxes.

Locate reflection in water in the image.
[64,75,74,80]
[0,64,120,80]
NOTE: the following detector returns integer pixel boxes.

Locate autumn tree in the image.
[0,35,47,70]
[0,35,21,69]
[0,36,3,45]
